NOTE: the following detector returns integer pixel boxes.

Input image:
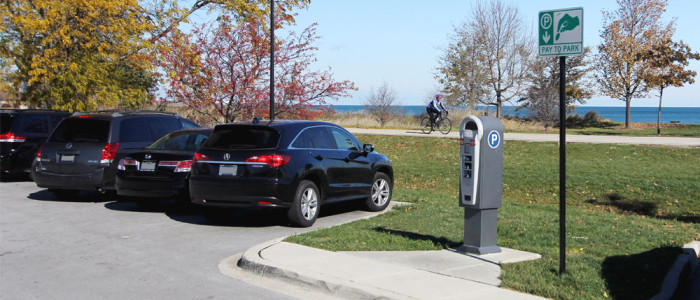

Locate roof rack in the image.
[0,108,70,113]
[71,110,178,117]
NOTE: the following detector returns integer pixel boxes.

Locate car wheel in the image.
[365,172,392,212]
[49,189,80,200]
[287,180,320,227]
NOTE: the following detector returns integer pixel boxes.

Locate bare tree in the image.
[520,47,595,130]
[471,0,532,118]
[437,23,489,110]
[364,82,402,127]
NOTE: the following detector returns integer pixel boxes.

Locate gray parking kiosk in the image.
[459,116,504,255]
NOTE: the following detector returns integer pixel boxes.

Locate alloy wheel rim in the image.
[372,179,390,206]
[301,188,318,220]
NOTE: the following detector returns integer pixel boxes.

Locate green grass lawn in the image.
[566,124,700,137]
[286,135,700,299]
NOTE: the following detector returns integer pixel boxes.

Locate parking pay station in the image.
[459,116,504,255]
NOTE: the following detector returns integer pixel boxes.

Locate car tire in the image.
[365,172,392,212]
[287,180,320,227]
[49,189,80,200]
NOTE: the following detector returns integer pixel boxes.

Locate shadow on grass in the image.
[586,192,699,224]
[601,246,681,300]
[373,227,461,249]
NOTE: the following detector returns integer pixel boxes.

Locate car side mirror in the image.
[363,144,374,153]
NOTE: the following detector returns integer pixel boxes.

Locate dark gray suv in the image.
[32,110,199,199]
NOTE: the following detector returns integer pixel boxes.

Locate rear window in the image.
[147,117,183,140]
[147,131,211,151]
[0,114,13,134]
[119,118,150,142]
[49,118,110,143]
[204,126,279,149]
[20,114,50,134]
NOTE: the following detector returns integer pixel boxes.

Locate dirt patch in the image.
[627,122,687,130]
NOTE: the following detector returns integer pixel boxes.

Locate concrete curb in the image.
[237,238,405,299]
[651,241,700,300]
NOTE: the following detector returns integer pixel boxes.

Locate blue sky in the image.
[279,0,700,107]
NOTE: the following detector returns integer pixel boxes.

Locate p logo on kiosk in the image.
[458,116,504,255]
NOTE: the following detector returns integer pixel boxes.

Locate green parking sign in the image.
[539,7,583,56]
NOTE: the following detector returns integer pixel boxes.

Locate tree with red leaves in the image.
[156,14,355,125]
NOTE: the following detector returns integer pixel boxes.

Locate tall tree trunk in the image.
[496,92,502,118]
[657,87,663,136]
[625,95,631,129]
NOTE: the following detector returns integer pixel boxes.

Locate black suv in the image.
[189,120,393,227]
[32,110,199,199]
[1,109,70,179]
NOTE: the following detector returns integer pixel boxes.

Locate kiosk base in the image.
[462,208,501,255]
[458,245,502,255]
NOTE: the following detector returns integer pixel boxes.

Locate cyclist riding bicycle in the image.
[426,94,448,129]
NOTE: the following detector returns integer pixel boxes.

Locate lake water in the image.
[326,105,700,124]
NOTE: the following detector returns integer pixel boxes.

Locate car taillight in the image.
[0,132,26,142]
[117,158,138,170]
[159,160,193,172]
[193,152,209,164]
[100,143,119,164]
[35,144,44,161]
[246,154,291,168]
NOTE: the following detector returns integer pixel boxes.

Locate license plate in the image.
[141,161,156,172]
[60,154,75,163]
[219,165,238,176]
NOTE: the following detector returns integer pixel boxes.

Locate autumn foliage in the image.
[156,14,355,125]
[1,0,311,111]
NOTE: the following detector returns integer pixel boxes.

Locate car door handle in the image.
[314,155,323,161]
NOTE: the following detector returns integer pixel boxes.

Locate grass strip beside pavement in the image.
[286,135,700,299]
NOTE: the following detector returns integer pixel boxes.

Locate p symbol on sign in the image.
[488,131,500,149]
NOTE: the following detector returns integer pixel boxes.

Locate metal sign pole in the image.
[559,56,566,274]
[269,0,275,121]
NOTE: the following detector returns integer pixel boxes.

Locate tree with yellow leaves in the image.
[1,0,309,112]
[595,0,675,129]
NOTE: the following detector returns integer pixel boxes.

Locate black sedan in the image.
[116,128,212,209]
[189,120,393,227]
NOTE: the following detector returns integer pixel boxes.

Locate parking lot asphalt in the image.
[0,181,383,299]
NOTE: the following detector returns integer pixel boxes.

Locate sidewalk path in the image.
[346,128,700,147]
[232,239,545,300]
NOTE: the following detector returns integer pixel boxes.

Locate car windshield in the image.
[49,118,110,143]
[203,126,279,149]
[147,131,211,151]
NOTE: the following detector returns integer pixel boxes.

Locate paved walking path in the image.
[231,239,545,300]
[346,128,700,147]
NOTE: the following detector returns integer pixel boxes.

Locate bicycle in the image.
[420,111,452,134]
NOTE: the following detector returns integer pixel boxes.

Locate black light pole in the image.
[269,0,275,121]
[559,56,567,274]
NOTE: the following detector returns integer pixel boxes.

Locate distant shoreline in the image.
[320,105,700,124]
